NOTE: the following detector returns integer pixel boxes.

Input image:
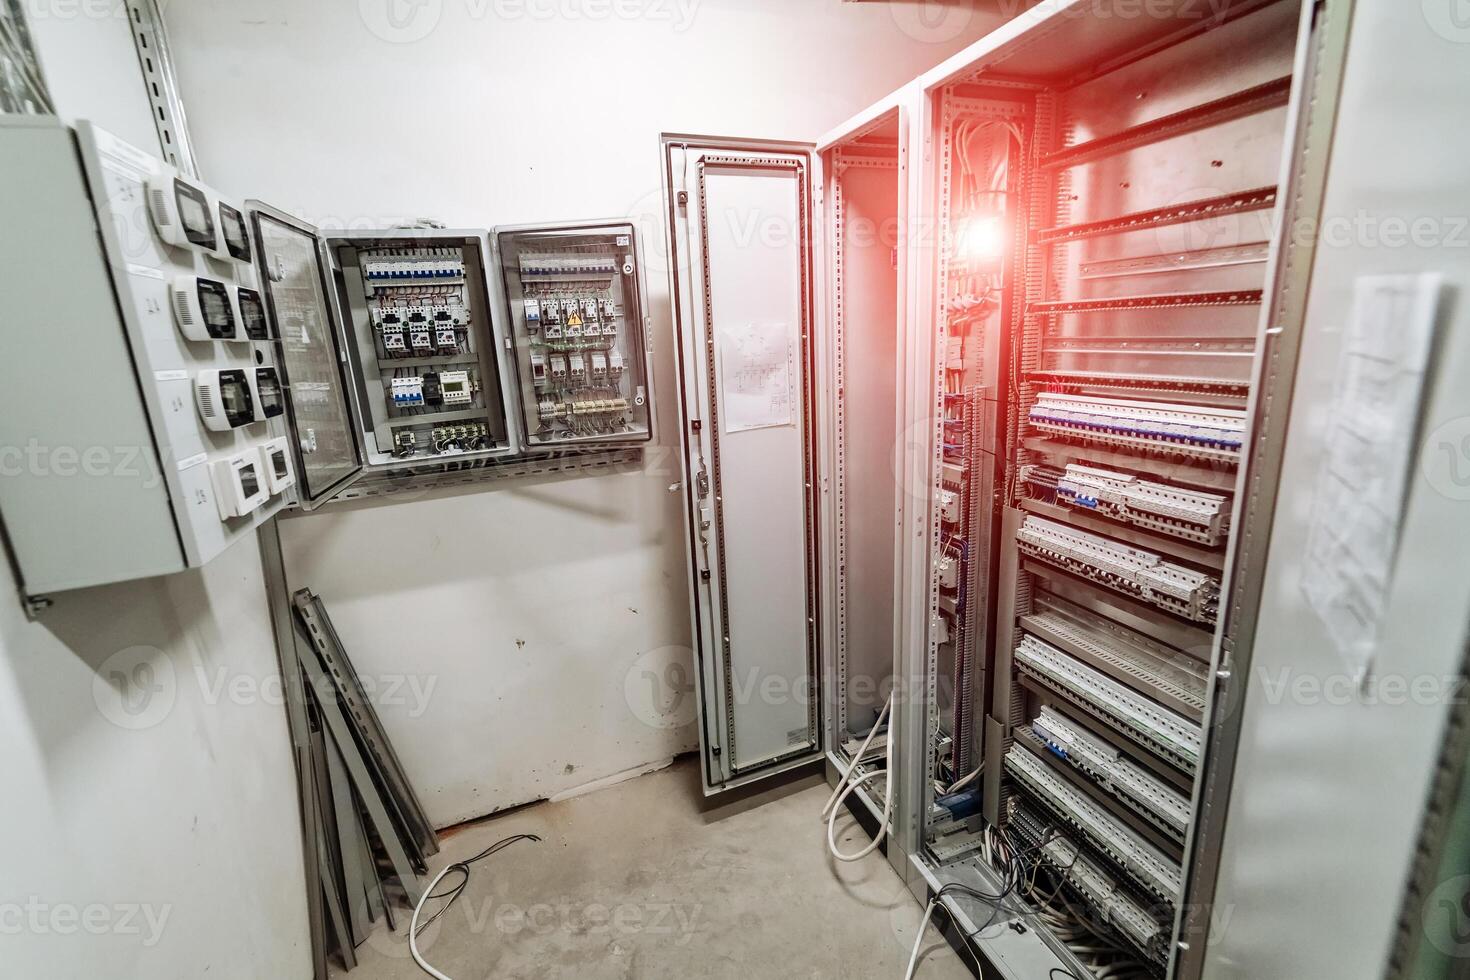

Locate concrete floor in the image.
[335,757,971,980]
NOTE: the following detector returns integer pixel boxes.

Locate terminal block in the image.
[1005,742,1182,905]
[1023,463,1231,546]
[1029,392,1245,463]
[1030,706,1190,837]
[1014,633,1202,771]
[1016,516,1220,623]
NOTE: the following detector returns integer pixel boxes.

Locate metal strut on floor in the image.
[289,586,441,975]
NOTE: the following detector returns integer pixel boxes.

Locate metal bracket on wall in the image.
[123,0,198,176]
[333,446,645,502]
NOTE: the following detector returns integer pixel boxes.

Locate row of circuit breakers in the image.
[141,166,650,523]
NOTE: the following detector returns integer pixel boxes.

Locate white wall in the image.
[0,542,310,979]
[0,11,310,980]
[162,0,1002,826]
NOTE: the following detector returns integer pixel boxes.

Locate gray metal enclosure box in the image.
[0,116,185,594]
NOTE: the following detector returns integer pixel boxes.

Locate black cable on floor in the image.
[413,833,541,938]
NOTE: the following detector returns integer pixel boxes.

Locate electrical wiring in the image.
[1011,828,1152,980]
[943,763,983,795]
[912,817,1157,980]
[903,827,1066,979]
[409,832,541,980]
[821,693,894,862]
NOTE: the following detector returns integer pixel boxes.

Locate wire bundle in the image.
[821,694,895,862]
[410,833,542,980]
[903,823,1152,980]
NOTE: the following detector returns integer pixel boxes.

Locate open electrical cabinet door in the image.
[247,203,368,510]
[662,136,826,794]
[248,206,532,508]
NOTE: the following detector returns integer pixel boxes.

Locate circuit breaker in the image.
[496,222,654,447]
[0,118,293,596]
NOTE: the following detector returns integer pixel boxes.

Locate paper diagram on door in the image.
[1300,272,1442,679]
[717,320,795,433]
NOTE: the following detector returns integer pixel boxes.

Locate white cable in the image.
[904,899,940,980]
[944,763,983,795]
[409,864,456,980]
[819,695,890,818]
[826,694,895,862]
[819,694,891,819]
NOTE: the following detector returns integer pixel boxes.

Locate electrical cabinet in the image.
[663,109,916,804]
[494,222,655,448]
[0,119,655,599]
[0,117,293,595]
[664,137,828,791]
[323,229,519,469]
[664,1,1389,978]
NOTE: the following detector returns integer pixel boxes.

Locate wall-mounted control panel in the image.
[496,222,654,447]
[324,231,519,470]
[0,118,654,597]
[0,118,294,595]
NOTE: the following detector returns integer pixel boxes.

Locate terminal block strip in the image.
[1006,742,1182,905]
[1017,515,1220,623]
[1022,462,1230,547]
[1009,804,1168,965]
[1029,392,1245,464]
[1031,707,1190,840]
[1015,633,1202,772]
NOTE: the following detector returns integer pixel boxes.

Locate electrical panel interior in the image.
[912,2,1306,976]
[328,233,516,469]
[497,223,652,447]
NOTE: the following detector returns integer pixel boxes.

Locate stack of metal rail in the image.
[280,588,438,976]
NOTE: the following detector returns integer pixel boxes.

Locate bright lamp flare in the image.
[956,215,1004,260]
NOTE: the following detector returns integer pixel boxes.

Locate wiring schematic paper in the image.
[717,319,795,433]
[1300,272,1443,679]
